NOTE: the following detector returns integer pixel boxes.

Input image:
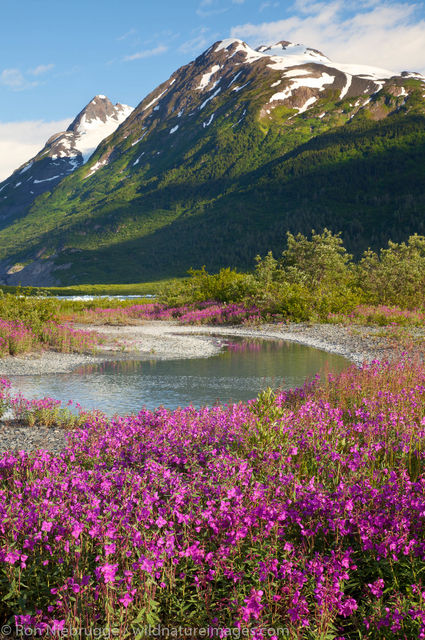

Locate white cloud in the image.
[230,0,425,73]
[0,68,37,90]
[196,0,229,17]
[0,119,71,181]
[123,45,168,62]
[29,64,54,76]
[259,2,280,11]
[179,27,219,54]
[117,28,137,41]
[1,63,54,90]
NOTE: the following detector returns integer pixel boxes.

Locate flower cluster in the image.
[1,360,425,637]
[0,318,38,355]
[328,305,425,327]
[0,317,102,358]
[40,321,103,353]
[70,301,263,326]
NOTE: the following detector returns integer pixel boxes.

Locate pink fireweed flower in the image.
[368,578,385,598]
[4,550,21,564]
[241,589,264,622]
[97,563,119,584]
[119,589,136,607]
[104,543,116,556]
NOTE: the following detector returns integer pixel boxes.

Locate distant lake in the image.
[8,337,349,415]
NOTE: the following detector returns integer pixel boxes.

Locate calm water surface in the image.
[9,338,349,415]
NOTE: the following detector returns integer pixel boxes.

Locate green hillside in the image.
[0,40,424,284]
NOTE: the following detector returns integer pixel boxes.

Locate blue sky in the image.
[1,0,425,178]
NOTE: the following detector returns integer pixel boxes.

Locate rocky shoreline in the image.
[0,321,406,453]
[0,320,401,377]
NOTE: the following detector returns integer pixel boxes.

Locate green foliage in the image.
[188,266,257,303]
[160,230,363,320]
[159,267,257,306]
[282,229,353,289]
[358,234,425,307]
[0,91,424,284]
[0,288,59,334]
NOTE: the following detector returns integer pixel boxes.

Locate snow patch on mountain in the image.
[131,132,147,147]
[196,65,220,90]
[270,87,292,102]
[232,81,250,93]
[298,96,317,113]
[270,72,334,104]
[75,105,133,163]
[339,74,352,99]
[203,114,215,127]
[33,175,60,184]
[200,88,221,110]
[284,69,310,78]
[229,71,243,87]
[133,152,145,166]
[85,158,109,178]
[143,89,168,111]
[20,162,33,174]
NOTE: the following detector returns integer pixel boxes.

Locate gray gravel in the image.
[0,350,110,376]
[0,422,68,454]
[0,321,404,454]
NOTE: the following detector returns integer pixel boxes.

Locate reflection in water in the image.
[226,339,274,353]
[9,338,349,415]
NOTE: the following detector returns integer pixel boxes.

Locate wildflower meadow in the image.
[1,358,425,637]
[66,301,263,326]
[2,229,425,635]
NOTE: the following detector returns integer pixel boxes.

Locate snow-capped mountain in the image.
[0,95,133,224]
[0,38,424,285]
[83,37,423,179]
[132,37,422,125]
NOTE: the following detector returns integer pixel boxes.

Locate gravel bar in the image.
[0,321,407,454]
[0,423,68,454]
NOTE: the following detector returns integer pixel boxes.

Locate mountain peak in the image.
[0,95,133,228]
[260,41,330,63]
[67,95,132,135]
[0,36,424,286]
[213,37,331,67]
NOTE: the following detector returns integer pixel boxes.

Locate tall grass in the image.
[0,292,103,355]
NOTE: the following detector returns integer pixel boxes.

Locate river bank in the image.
[0,320,415,453]
[0,320,408,376]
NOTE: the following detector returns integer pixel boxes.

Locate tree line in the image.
[160,229,425,320]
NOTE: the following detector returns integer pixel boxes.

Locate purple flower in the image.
[241,589,264,622]
[98,563,119,584]
[368,578,385,598]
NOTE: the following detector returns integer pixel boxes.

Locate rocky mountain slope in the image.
[0,96,133,227]
[0,39,424,285]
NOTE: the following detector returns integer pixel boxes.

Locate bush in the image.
[159,267,258,306]
[358,234,425,308]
